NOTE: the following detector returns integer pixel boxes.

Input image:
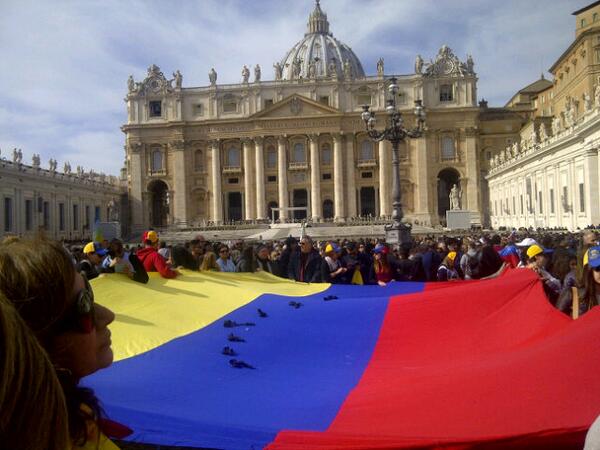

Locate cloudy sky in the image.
[0,0,589,175]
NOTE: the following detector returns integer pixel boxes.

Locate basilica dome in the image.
[278,1,365,81]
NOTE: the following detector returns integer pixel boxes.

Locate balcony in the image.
[288,161,308,170]
[222,165,242,174]
[148,169,167,176]
[357,159,377,168]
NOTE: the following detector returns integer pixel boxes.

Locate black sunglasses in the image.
[593,266,600,273]
[55,273,95,334]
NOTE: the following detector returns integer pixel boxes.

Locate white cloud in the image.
[0,0,588,174]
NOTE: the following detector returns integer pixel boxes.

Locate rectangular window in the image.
[194,104,204,116]
[149,101,162,117]
[223,98,237,113]
[440,84,453,102]
[538,192,543,214]
[361,172,373,179]
[267,175,277,183]
[512,197,516,214]
[562,186,568,212]
[59,203,65,231]
[25,199,33,231]
[579,183,585,212]
[322,173,332,180]
[73,204,79,230]
[264,99,273,108]
[266,151,277,168]
[550,189,555,214]
[319,96,329,106]
[4,198,13,232]
[94,206,101,223]
[228,177,239,184]
[43,202,50,230]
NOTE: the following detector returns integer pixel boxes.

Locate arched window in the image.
[266,146,277,168]
[293,142,306,162]
[321,143,332,165]
[441,137,455,160]
[227,147,240,167]
[194,150,204,171]
[151,149,163,172]
[361,140,374,161]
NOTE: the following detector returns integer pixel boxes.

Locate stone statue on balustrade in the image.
[466,54,474,74]
[173,70,182,89]
[48,159,57,173]
[107,198,120,222]
[307,60,316,79]
[552,116,562,136]
[376,57,384,76]
[595,84,600,108]
[328,59,337,78]
[564,97,576,127]
[127,75,135,94]
[449,184,462,210]
[32,154,40,169]
[241,65,250,83]
[414,54,423,74]
[273,62,283,80]
[209,68,217,86]
[12,148,21,164]
[343,59,352,79]
[63,162,72,174]
[292,57,302,78]
[539,123,548,142]
[76,165,83,177]
[254,64,261,82]
[583,92,592,112]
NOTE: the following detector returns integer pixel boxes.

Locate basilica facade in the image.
[123,1,513,232]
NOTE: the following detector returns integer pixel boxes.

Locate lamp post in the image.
[361,77,426,249]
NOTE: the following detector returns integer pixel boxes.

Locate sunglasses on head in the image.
[55,272,95,334]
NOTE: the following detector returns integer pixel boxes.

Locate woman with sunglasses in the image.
[0,237,124,448]
[557,245,600,318]
[0,293,70,450]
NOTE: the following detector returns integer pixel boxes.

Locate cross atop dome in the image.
[307,0,330,34]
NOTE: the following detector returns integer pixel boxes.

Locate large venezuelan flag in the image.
[85,269,600,449]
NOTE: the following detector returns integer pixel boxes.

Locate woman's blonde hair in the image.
[0,294,70,450]
[199,251,220,272]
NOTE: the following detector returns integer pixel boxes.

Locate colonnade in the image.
[208,134,395,222]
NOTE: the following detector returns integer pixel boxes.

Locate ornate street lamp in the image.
[361,77,426,249]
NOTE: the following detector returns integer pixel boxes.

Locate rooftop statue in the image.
[209,68,217,86]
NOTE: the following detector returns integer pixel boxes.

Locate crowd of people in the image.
[0,227,599,448]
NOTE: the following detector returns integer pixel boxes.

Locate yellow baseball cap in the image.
[142,230,159,243]
[526,244,544,259]
[447,251,457,261]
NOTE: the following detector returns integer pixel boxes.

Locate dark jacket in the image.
[288,250,322,283]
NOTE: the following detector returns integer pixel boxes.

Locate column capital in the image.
[208,139,221,149]
[277,135,288,145]
[168,139,185,151]
[253,136,264,146]
[332,133,342,143]
[308,133,320,142]
[241,138,253,146]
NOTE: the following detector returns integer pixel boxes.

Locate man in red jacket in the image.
[136,231,178,279]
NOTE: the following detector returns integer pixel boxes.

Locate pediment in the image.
[251,94,340,119]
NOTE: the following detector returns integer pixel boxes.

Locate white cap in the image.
[515,237,537,247]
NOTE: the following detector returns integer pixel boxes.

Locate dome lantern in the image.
[307,0,330,35]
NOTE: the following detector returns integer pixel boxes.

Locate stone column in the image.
[170,139,188,226]
[333,133,345,221]
[243,139,255,220]
[585,149,600,224]
[464,129,480,217]
[378,140,391,217]
[210,140,223,223]
[128,142,145,231]
[413,137,432,225]
[345,134,357,218]
[277,136,289,221]
[309,135,321,221]
[254,137,266,220]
